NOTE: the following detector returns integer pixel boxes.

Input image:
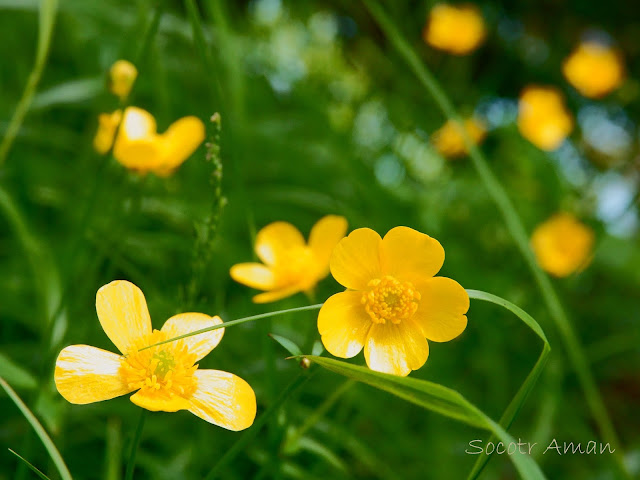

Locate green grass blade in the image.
[0,377,72,480]
[139,304,323,351]
[269,333,303,357]
[8,449,52,480]
[302,356,546,480]
[465,290,551,479]
[0,0,58,166]
[360,2,628,477]
[0,352,37,390]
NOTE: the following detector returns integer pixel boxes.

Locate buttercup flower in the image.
[423,4,486,55]
[318,227,469,376]
[518,86,573,151]
[55,281,256,431]
[109,59,138,99]
[93,110,122,155]
[563,42,624,99]
[432,117,486,158]
[112,107,205,176]
[230,215,348,303]
[531,213,594,277]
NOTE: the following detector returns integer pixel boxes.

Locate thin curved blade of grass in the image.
[0,352,38,389]
[465,289,551,480]
[139,304,323,352]
[301,356,546,480]
[8,449,52,480]
[360,2,627,477]
[0,0,58,165]
[0,377,72,480]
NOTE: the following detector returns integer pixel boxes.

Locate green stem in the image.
[8,449,52,480]
[0,377,72,480]
[362,2,628,477]
[203,371,315,480]
[124,410,146,480]
[139,304,323,352]
[0,0,58,166]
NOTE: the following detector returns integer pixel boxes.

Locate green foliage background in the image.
[1,0,639,479]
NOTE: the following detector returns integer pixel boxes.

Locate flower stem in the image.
[362,2,629,477]
[0,0,58,167]
[139,304,323,352]
[124,410,146,480]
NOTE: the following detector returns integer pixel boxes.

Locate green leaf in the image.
[269,333,303,357]
[465,290,551,479]
[0,377,72,480]
[8,449,52,480]
[0,352,37,389]
[303,356,546,480]
[31,77,102,110]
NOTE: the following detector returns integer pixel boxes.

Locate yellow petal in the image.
[318,291,372,358]
[330,228,382,290]
[113,139,162,172]
[380,226,444,283]
[113,107,161,172]
[54,345,132,404]
[308,215,348,278]
[252,285,302,303]
[96,280,152,355]
[161,313,224,362]
[156,116,205,174]
[413,277,469,342]
[130,390,191,412]
[364,320,429,376]
[187,370,257,430]
[229,263,277,290]
[255,221,306,267]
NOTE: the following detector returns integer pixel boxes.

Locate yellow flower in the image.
[432,117,486,158]
[109,59,138,99]
[93,110,122,155]
[112,107,205,176]
[318,227,469,376]
[518,86,573,151]
[531,213,594,278]
[230,215,348,303]
[563,42,624,99]
[423,4,486,55]
[54,281,256,431]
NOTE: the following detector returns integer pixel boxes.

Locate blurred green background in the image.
[1,0,639,479]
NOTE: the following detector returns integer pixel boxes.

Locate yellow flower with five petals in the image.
[563,41,624,99]
[54,281,256,431]
[93,107,205,176]
[423,4,486,55]
[318,227,469,376]
[531,213,594,277]
[518,86,573,151]
[230,215,348,303]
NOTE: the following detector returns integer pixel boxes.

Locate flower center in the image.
[120,330,198,397]
[362,276,421,325]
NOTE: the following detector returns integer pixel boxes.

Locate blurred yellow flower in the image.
[55,280,256,430]
[518,86,573,151]
[563,42,624,99]
[318,227,469,376]
[423,4,486,55]
[432,117,486,158]
[531,213,595,277]
[109,59,138,99]
[93,110,122,155]
[111,107,205,176]
[230,215,348,303]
